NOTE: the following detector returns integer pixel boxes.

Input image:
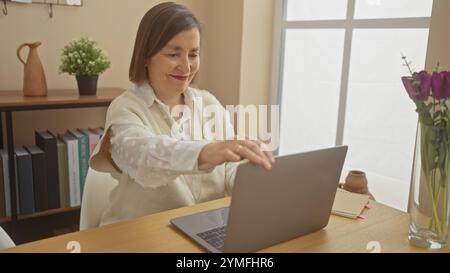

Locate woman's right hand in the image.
[198,140,275,171]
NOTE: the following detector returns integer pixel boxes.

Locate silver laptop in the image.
[170,146,348,253]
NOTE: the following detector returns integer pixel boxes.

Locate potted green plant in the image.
[59,37,111,95]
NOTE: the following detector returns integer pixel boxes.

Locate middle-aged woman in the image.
[90,2,274,226]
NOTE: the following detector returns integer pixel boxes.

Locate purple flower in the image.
[416,70,432,98]
[432,71,450,100]
[402,76,416,101]
[402,70,430,101]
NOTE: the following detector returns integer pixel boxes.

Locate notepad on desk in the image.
[332,188,370,219]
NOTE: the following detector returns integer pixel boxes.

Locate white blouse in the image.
[96,84,239,225]
[109,123,211,189]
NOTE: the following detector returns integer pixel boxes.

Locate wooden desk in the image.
[2,197,449,253]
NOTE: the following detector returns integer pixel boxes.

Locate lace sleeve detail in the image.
[109,123,211,189]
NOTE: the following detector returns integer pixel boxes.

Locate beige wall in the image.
[199,0,275,107]
[425,0,450,71]
[0,0,275,147]
[2,0,449,147]
[0,0,207,146]
[200,0,244,106]
[0,0,206,90]
[239,0,274,106]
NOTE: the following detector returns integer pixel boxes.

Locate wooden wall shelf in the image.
[0,87,124,243]
[0,88,124,111]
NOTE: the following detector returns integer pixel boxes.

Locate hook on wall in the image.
[48,3,53,18]
[2,0,82,18]
[2,0,7,16]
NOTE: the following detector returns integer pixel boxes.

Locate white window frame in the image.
[270,0,431,153]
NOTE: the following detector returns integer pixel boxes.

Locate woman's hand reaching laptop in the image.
[198,139,275,171]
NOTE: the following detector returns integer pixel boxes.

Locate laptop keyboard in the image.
[196,226,226,251]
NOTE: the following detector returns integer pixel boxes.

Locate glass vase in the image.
[409,122,450,249]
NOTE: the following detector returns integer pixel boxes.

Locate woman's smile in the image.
[170,74,190,81]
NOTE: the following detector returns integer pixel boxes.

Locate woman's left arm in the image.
[109,123,213,189]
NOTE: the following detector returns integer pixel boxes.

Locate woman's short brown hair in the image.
[129,2,201,84]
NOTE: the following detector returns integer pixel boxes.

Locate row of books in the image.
[0,127,104,217]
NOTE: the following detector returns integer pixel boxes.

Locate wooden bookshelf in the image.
[0,207,80,222]
[0,87,124,244]
[0,216,11,224]
[18,206,81,221]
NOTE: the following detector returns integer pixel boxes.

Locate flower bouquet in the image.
[401,55,450,249]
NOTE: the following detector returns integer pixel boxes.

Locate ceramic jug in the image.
[17,42,48,97]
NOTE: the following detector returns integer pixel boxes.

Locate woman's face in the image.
[147,28,200,98]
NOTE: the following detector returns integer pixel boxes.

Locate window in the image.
[272,0,433,211]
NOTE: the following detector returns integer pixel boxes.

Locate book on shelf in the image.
[0,150,5,218]
[60,133,81,207]
[0,150,11,217]
[90,127,104,139]
[15,148,35,215]
[68,129,89,200]
[90,126,104,133]
[56,139,70,208]
[79,128,101,156]
[25,145,49,212]
[35,130,60,209]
